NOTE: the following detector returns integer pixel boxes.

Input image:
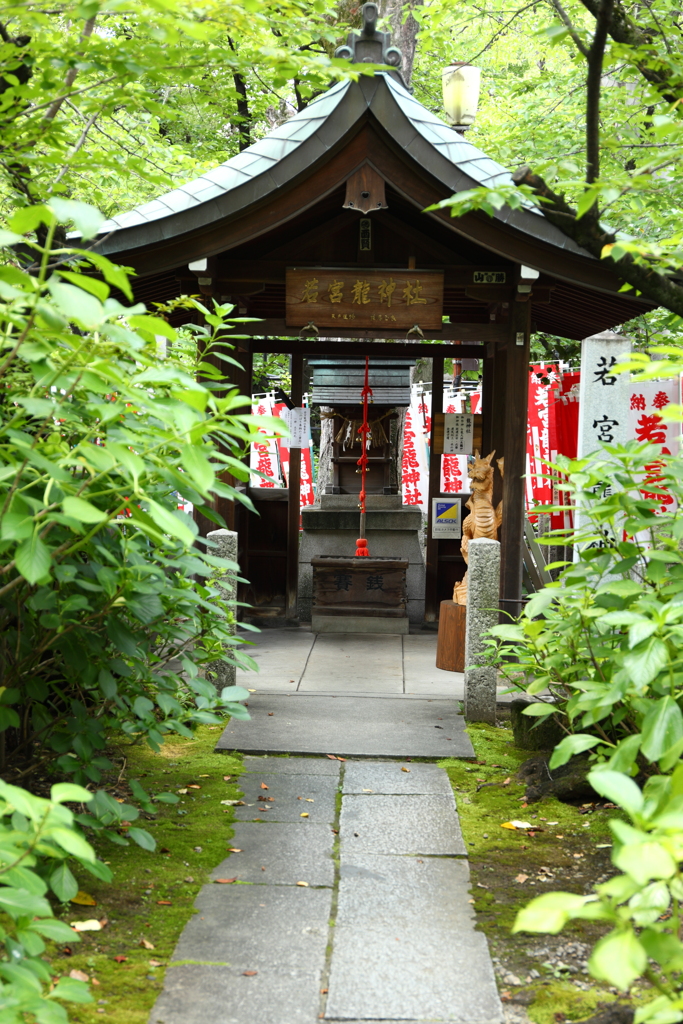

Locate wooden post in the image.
[424,354,445,623]
[499,301,530,621]
[286,352,303,621]
[481,343,495,457]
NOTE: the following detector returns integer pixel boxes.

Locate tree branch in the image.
[512,164,683,316]
[550,0,589,57]
[585,0,614,188]
[227,36,250,152]
[578,0,683,104]
[42,15,96,122]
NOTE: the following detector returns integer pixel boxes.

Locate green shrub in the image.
[0,200,263,791]
[488,441,683,777]
[515,767,683,1022]
[0,779,109,1022]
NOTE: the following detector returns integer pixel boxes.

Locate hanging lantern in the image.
[442,62,481,130]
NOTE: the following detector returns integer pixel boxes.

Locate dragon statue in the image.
[452,451,501,606]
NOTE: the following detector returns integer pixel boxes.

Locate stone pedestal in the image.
[298,494,425,624]
[206,528,238,689]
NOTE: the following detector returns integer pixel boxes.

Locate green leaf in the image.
[145,501,195,547]
[128,315,176,341]
[589,928,646,990]
[127,827,156,852]
[1,511,35,541]
[15,531,52,584]
[9,204,53,234]
[29,918,80,942]
[47,280,104,328]
[0,228,22,246]
[48,198,104,240]
[623,639,669,689]
[62,497,108,524]
[0,887,52,919]
[181,445,215,492]
[615,841,677,886]
[50,784,92,805]
[587,769,644,817]
[48,828,95,863]
[49,976,93,1003]
[521,703,556,717]
[79,251,133,301]
[49,863,79,902]
[640,697,683,763]
[549,734,601,770]
[512,891,589,934]
[57,271,109,302]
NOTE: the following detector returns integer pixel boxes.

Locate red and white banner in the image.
[630,380,679,513]
[402,395,430,511]
[250,396,281,488]
[401,388,477,511]
[526,364,561,524]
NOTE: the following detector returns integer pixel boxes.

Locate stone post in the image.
[464,538,500,723]
[577,331,632,458]
[206,528,238,689]
[575,332,632,555]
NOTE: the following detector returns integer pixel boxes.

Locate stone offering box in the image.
[311,556,409,634]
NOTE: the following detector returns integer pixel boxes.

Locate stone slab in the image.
[340,794,466,855]
[342,761,453,796]
[243,755,341,777]
[233,772,338,823]
[173,883,331,968]
[235,627,314,690]
[327,854,501,1023]
[311,613,410,635]
[301,633,403,690]
[213,821,335,886]
[216,694,475,759]
[403,633,465,696]
[149,964,322,1024]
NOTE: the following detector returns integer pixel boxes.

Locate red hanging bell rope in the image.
[355,355,372,557]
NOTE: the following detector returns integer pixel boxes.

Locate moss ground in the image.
[44,718,637,1024]
[439,720,635,1024]
[46,724,244,1024]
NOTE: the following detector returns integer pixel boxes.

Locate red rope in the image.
[355,356,372,557]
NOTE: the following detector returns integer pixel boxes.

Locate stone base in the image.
[312,613,410,634]
[299,505,425,624]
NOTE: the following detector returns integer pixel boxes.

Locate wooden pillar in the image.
[499,301,530,620]
[424,355,445,623]
[481,343,495,457]
[286,352,303,621]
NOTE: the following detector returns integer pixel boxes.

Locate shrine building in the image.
[88,5,654,626]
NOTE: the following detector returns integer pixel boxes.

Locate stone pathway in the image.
[237,627,463,697]
[150,756,503,1024]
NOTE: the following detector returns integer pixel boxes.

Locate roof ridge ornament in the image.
[335,2,406,88]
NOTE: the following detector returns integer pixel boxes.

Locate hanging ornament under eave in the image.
[355,356,372,557]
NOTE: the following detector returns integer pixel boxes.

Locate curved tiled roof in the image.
[92,71,592,267]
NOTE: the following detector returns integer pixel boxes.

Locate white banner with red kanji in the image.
[250,396,282,488]
[401,394,430,512]
[629,380,680,513]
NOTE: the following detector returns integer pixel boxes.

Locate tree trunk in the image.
[379,0,422,86]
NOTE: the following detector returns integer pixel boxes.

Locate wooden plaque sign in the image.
[286,268,444,331]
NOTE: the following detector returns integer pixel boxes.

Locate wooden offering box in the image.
[311,556,409,634]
